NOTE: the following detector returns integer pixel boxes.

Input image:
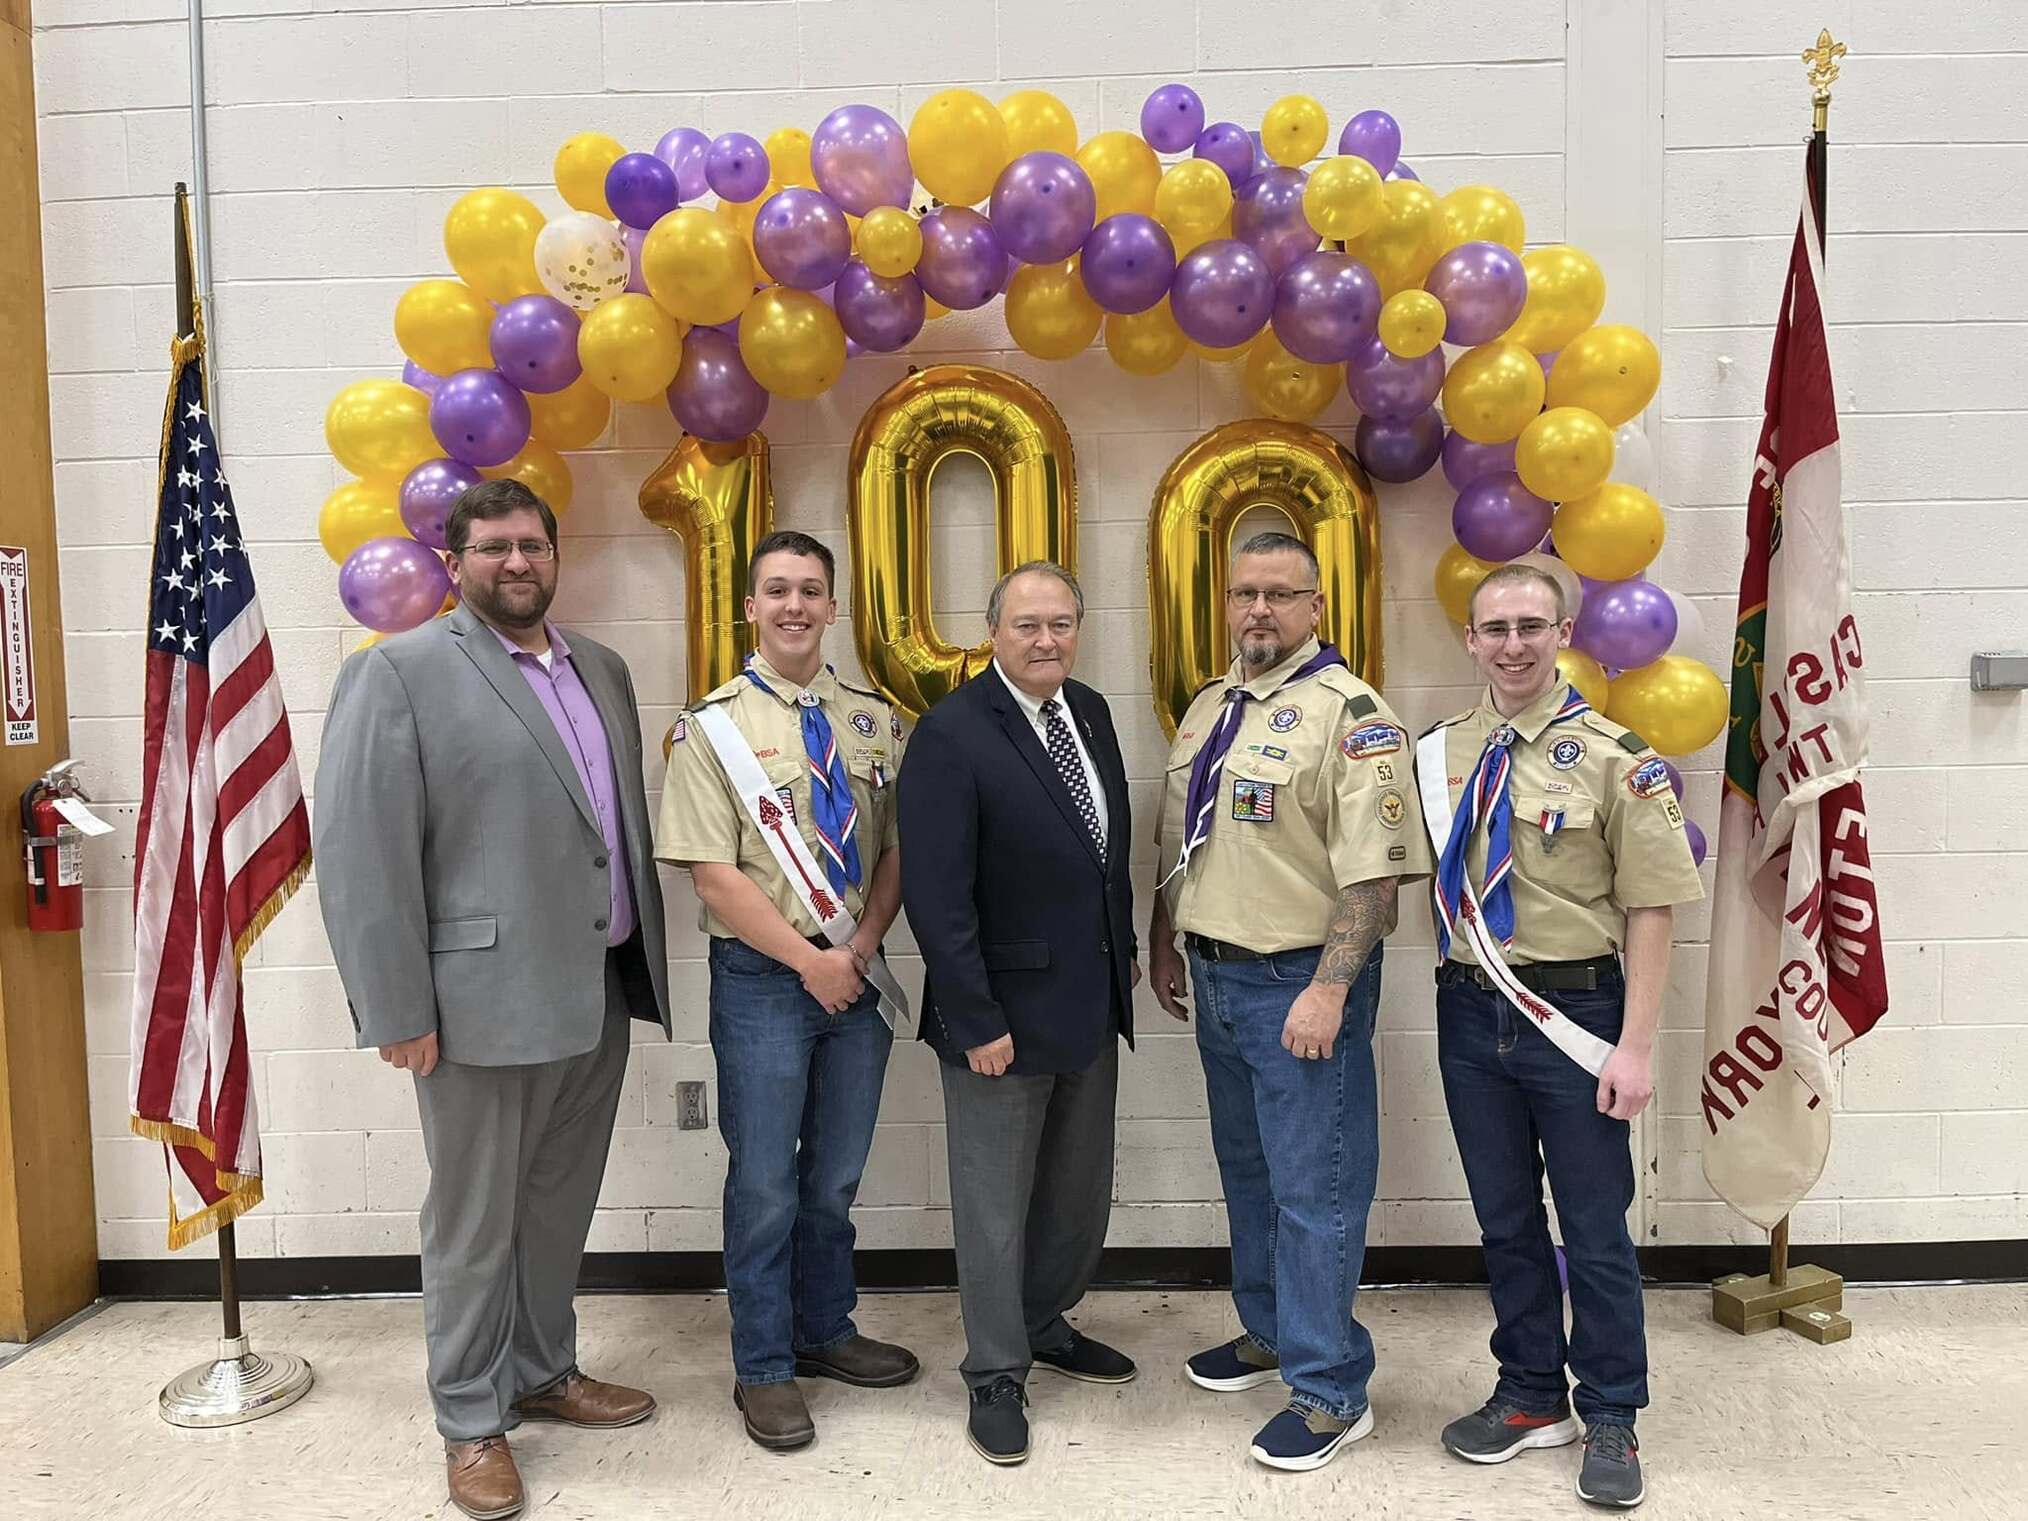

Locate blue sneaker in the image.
[1185,1335,1281,1392]
[1576,1422,1645,1508]
[1248,1402,1375,1472]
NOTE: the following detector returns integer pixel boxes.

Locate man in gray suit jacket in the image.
[316,479,671,1521]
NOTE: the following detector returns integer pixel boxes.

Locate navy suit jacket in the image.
[899,670,1136,1075]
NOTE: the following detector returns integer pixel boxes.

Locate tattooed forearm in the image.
[1314,878,1398,985]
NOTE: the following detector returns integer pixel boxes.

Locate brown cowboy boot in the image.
[512,1370,657,1429]
[444,1435,523,1520]
[734,1379,816,1450]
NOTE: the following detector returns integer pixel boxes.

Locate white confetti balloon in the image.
[534,212,630,312]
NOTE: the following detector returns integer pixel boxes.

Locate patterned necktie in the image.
[1433,684,1591,958]
[1041,699,1104,849]
[744,662,860,896]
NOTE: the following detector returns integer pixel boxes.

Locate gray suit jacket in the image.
[314,603,671,1065]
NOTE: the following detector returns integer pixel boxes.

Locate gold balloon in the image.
[483,440,576,516]
[923,293,952,321]
[578,293,686,403]
[1551,483,1665,582]
[1546,324,1662,428]
[1377,289,1445,358]
[555,131,625,217]
[1261,95,1329,167]
[1076,131,1161,221]
[1104,300,1190,376]
[643,208,754,326]
[1557,650,1610,712]
[910,89,1010,207]
[1189,337,1250,365]
[318,477,406,565]
[1000,89,1079,158]
[444,188,544,303]
[1348,178,1442,298]
[1150,421,1382,736]
[1302,156,1384,241]
[848,365,1077,716]
[739,287,848,400]
[1434,542,1500,626]
[325,378,438,481]
[639,431,776,708]
[1606,655,1728,757]
[1154,159,1234,244]
[717,185,776,285]
[1441,341,1547,444]
[1436,184,1526,253]
[1004,260,1103,360]
[1516,406,1615,502]
[858,206,923,278]
[1506,245,1606,354]
[394,279,496,377]
[1243,333,1340,422]
[1171,210,1233,261]
[527,372,612,451]
[765,126,816,189]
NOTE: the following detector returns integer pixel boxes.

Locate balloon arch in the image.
[317,84,1727,851]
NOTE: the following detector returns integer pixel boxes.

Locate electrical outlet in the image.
[676,1080,708,1130]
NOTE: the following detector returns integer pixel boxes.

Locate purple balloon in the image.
[1080,214,1176,315]
[751,187,852,290]
[1684,819,1709,867]
[399,458,480,551]
[1389,160,1420,183]
[1193,121,1255,188]
[1356,408,1446,483]
[1345,337,1445,422]
[1661,758,1686,798]
[653,127,711,202]
[339,536,451,634]
[1169,238,1274,349]
[833,261,926,352]
[1338,110,1402,178]
[1272,251,1381,364]
[489,296,582,395]
[623,225,649,294]
[665,328,769,442]
[1442,430,1519,491]
[605,151,679,231]
[429,368,531,468]
[1452,473,1555,562]
[1426,240,1529,346]
[1573,578,1680,670]
[402,360,442,394]
[989,152,1097,265]
[706,131,769,202]
[915,207,1009,310]
[810,103,914,216]
[1141,83,1206,153]
[1232,167,1320,279]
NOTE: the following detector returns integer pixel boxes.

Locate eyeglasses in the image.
[1472,618,1559,640]
[1226,587,1318,608]
[460,538,556,562]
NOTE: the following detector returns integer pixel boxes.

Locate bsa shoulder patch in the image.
[1627,756,1673,799]
[1231,778,1276,822]
[1268,705,1302,733]
[1548,736,1586,770]
[1376,789,1407,830]
[1340,721,1405,760]
[849,709,878,738]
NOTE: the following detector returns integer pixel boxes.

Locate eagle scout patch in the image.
[1268,705,1302,732]
[1340,721,1405,760]
[1549,736,1586,770]
[849,710,878,737]
[1627,756,1673,799]
[1231,778,1276,822]
[1376,789,1407,829]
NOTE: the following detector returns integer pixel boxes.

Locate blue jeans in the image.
[1191,942,1384,1421]
[708,937,893,1385]
[1436,967,1646,1428]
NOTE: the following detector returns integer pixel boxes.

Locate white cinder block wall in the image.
[34,0,2026,1263]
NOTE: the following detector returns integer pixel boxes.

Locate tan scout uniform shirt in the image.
[655,655,903,940]
[1431,681,1704,966]
[1154,637,1434,954]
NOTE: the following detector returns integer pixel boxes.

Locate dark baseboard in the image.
[96,1239,2027,1302]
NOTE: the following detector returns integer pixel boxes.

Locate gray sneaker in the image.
[1576,1422,1645,1508]
[1440,1394,1580,1463]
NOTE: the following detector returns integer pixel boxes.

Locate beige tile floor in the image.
[2,1285,2021,1521]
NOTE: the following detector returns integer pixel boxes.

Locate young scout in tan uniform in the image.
[655,530,917,1451]
[1145,531,1433,1473]
[1422,562,1702,1512]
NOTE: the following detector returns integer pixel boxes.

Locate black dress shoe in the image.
[967,1377,1030,1465]
[1032,1329,1137,1384]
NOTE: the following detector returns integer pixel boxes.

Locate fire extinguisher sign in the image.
[0,545,36,747]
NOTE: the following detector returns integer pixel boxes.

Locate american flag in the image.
[128,334,311,1249]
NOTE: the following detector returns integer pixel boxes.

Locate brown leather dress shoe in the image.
[512,1371,657,1429]
[445,1435,523,1520]
[794,1334,922,1388]
[734,1379,816,1450]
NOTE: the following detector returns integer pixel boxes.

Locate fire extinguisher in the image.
[21,759,88,933]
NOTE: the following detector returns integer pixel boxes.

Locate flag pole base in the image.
[159,1333,313,1428]
[1711,1264,1845,1337]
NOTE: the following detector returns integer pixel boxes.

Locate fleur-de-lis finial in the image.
[1802,29,1847,104]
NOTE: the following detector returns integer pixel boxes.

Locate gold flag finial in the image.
[1802,29,1847,106]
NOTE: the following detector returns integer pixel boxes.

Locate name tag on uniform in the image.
[1231,778,1276,822]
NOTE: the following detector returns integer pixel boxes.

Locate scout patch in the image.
[1268,705,1302,732]
[890,713,904,740]
[1231,778,1276,822]
[669,715,687,744]
[850,710,878,737]
[775,786,797,823]
[1549,736,1586,770]
[1340,721,1405,760]
[1376,789,1406,829]
[1374,759,1395,783]
[1627,756,1673,800]
[1246,743,1289,760]
[1663,798,1685,830]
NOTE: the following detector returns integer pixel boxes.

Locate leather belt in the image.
[1437,954,1619,993]
[1184,933,1312,963]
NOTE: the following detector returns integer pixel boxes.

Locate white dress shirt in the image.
[994,660,1110,846]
